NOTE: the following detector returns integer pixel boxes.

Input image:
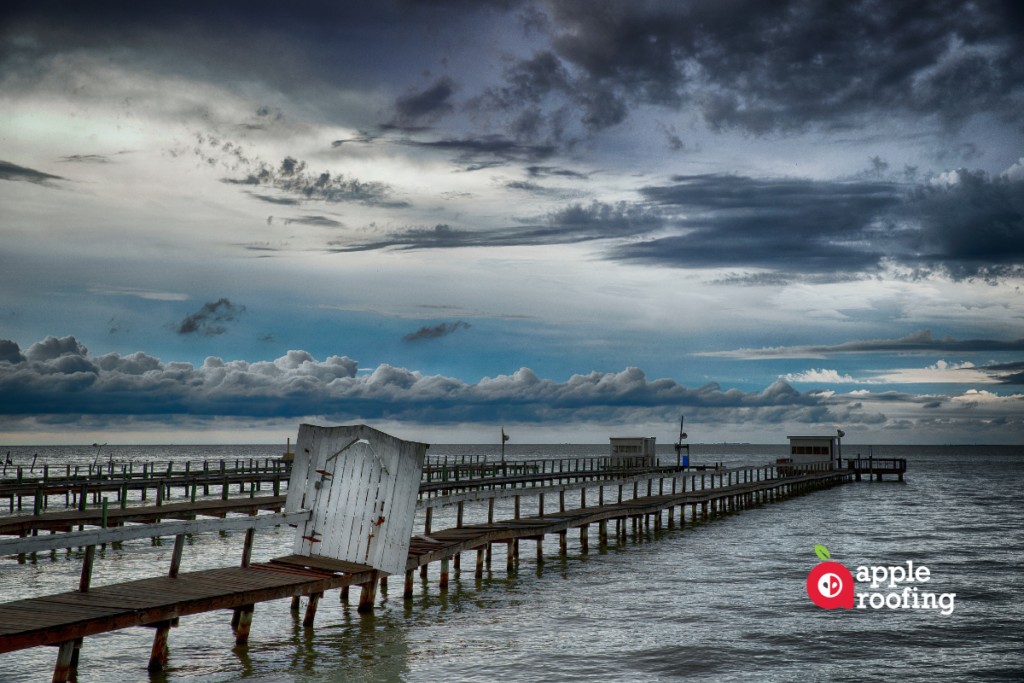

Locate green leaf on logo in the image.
[814,545,830,561]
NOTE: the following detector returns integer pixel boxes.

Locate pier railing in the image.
[0,457,290,514]
[846,457,907,481]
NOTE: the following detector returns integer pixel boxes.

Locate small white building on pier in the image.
[786,435,836,464]
[609,437,656,467]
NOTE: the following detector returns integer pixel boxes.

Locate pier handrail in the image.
[0,509,311,556]
[846,457,906,468]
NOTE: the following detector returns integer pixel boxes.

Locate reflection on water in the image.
[1,445,1022,681]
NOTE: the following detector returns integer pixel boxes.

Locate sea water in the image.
[0,444,1021,682]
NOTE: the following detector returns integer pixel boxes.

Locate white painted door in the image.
[288,424,426,575]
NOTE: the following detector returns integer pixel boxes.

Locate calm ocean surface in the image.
[1,444,1021,682]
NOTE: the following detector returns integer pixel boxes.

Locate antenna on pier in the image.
[673,415,689,467]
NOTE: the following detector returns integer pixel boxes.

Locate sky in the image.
[1,0,1024,445]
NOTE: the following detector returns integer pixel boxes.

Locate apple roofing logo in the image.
[806,545,854,609]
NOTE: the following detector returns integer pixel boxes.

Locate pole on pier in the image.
[440,557,450,590]
[405,569,415,598]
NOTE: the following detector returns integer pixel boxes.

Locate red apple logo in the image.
[806,545,854,609]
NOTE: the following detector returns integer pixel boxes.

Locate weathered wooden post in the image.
[303,592,322,626]
[53,640,76,682]
[148,623,171,672]
[358,572,380,613]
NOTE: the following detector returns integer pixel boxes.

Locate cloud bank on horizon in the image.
[1,1,1023,443]
[1,335,1021,443]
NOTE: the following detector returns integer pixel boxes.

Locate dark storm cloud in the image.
[470,48,631,139]
[225,157,406,207]
[613,170,1024,279]
[0,160,64,185]
[504,180,586,198]
[0,340,27,364]
[6,1,1024,145]
[618,173,899,272]
[405,136,556,170]
[393,76,457,125]
[701,330,1024,359]
[251,194,300,205]
[315,166,1021,279]
[525,165,589,179]
[515,0,1024,134]
[403,321,471,342]
[902,169,1024,280]
[59,154,111,163]
[330,201,662,252]
[977,360,1024,385]
[331,131,381,146]
[174,299,246,336]
[283,215,344,227]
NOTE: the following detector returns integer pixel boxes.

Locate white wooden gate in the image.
[285,424,427,575]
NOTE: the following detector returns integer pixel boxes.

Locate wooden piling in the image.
[302,592,321,627]
[147,621,171,672]
[234,605,254,645]
[358,572,379,613]
[52,640,76,683]
[404,569,414,598]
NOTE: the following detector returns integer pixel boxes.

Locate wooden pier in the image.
[0,457,288,514]
[846,457,907,481]
[0,440,855,680]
